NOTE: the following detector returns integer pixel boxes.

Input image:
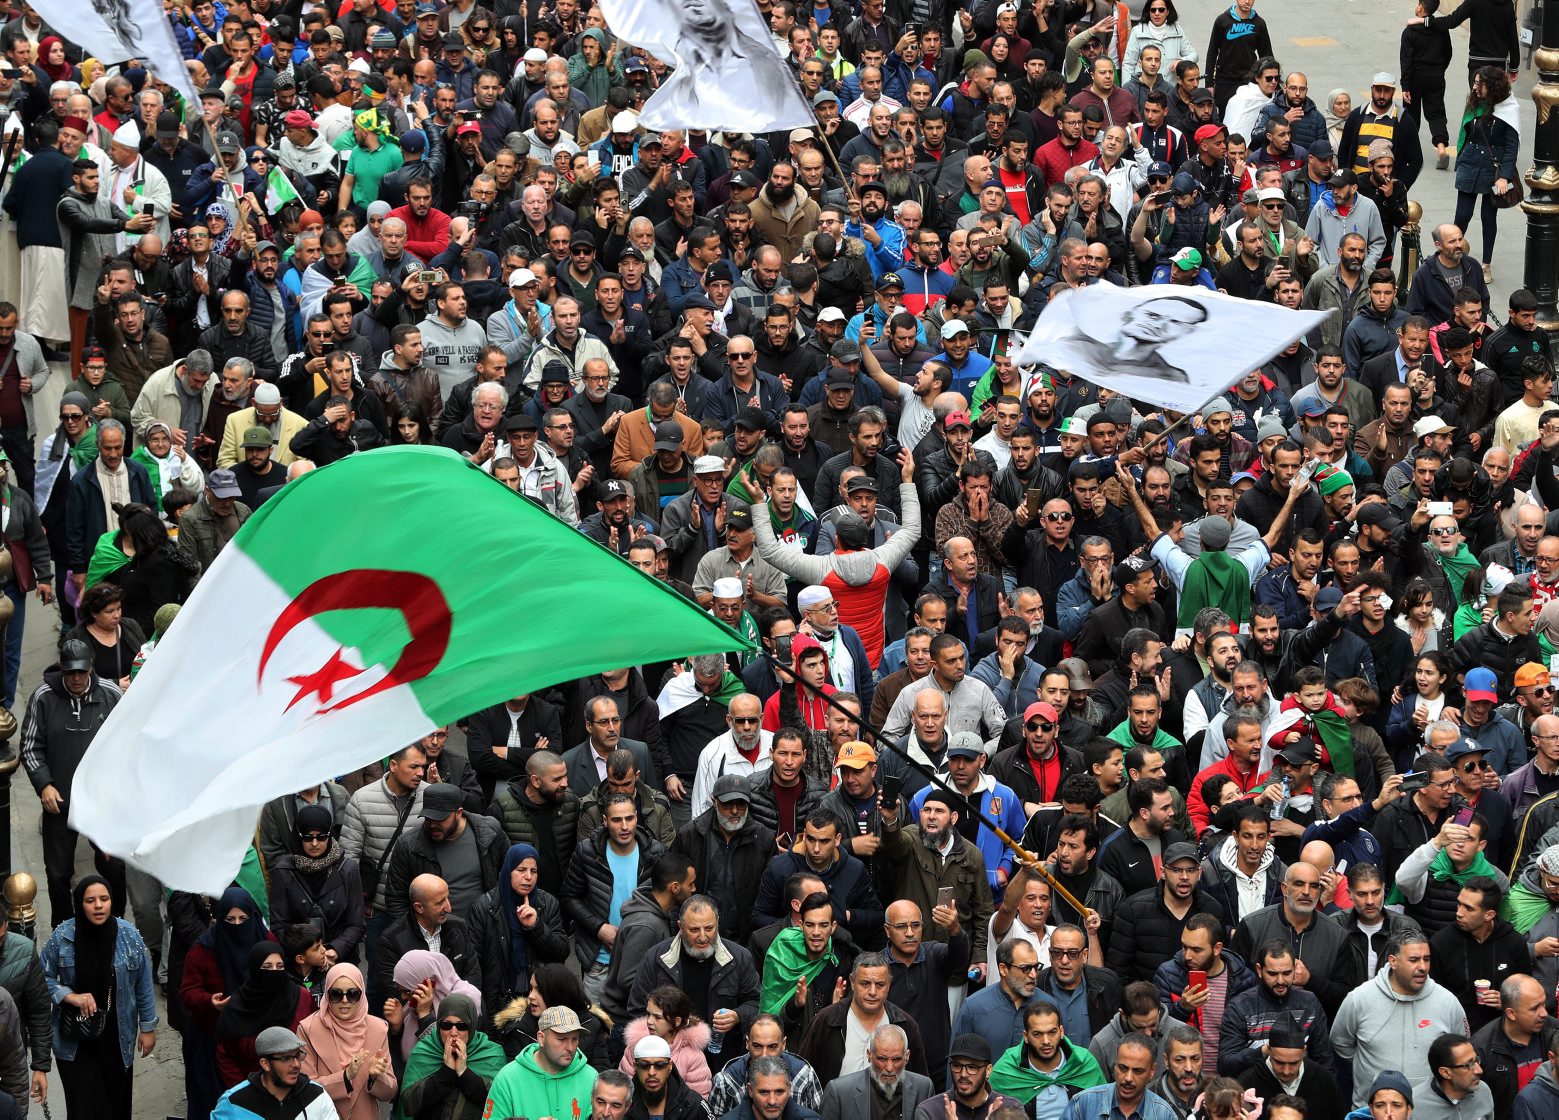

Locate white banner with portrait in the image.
[1015,283,1332,415]
[28,0,200,106]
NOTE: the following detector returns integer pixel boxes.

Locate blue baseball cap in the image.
[1147,161,1173,178]
[1464,667,1498,703]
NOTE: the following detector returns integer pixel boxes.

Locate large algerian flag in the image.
[69,446,752,892]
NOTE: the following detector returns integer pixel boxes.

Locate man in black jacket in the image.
[1034,922,1121,1043]
[672,775,777,943]
[1215,941,1335,1077]
[1448,584,1542,703]
[197,290,280,379]
[1106,841,1224,984]
[1473,974,1555,1120]
[371,872,482,1007]
[381,784,507,922]
[562,793,666,1000]
[1429,875,1534,1033]
[795,952,928,1083]
[464,693,564,802]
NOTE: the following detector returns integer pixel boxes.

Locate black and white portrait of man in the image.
[1049,295,1209,384]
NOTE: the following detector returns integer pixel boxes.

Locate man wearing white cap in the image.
[660,455,742,584]
[629,1034,706,1120]
[1337,72,1422,186]
[99,120,172,247]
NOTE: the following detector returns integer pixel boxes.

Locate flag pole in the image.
[763,651,1094,920]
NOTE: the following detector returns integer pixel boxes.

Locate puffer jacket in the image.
[338,777,427,911]
[752,849,887,951]
[20,670,122,800]
[1216,981,1335,1076]
[488,781,581,871]
[469,883,570,1016]
[560,826,665,967]
[1254,92,1329,150]
[0,932,52,1077]
[381,810,508,921]
[576,781,676,846]
[671,811,775,943]
[743,769,830,839]
[625,934,762,1056]
[267,852,367,963]
[1155,949,1258,1031]
[1228,903,1351,1018]
[1106,886,1227,984]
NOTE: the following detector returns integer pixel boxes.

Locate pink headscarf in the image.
[391,950,482,1059]
[299,963,395,1116]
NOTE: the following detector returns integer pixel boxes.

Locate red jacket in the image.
[387,204,453,263]
[1033,137,1099,195]
[1188,754,1261,834]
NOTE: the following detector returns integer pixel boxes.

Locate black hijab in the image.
[215,942,301,1040]
[195,885,268,994]
[71,875,118,1005]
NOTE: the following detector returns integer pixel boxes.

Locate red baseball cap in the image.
[456,121,483,136]
[1023,702,1060,724]
[1194,123,1228,145]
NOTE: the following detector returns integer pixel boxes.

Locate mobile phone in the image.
[1399,770,1431,793]
[1188,969,1207,990]
[880,772,904,812]
[416,270,442,283]
[1453,806,1475,827]
[333,275,346,285]
[1152,191,1172,204]
[1427,501,1454,517]
[141,202,154,216]
[1026,487,1044,519]
[774,633,793,666]
[936,886,956,911]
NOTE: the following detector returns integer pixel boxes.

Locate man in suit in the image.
[819,1023,935,1120]
[561,695,654,797]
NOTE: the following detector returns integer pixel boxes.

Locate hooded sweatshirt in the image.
[1215,834,1280,923]
[761,633,835,732]
[1332,968,1468,1105]
[483,1042,596,1120]
[1515,1059,1559,1120]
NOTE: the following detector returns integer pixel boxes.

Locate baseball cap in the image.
[569,229,597,249]
[1515,663,1552,689]
[693,455,725,475]
[1309,137,1335,159]
[155,110,182,138]
[817,306,847,324]
[1464,667,1499,704]
[217,133,241,154]
[442,31,465,49]
[624,57,650,73]
[725,506,753,531]
[948,1035,993,1064]
[730,169,759,190]
[1371,72,1398,87]
[1188,88,1215,105]
[1171,172,1200,195]
[1194,123,1227,144]
[1301,400,1329,418]
[207,468,242,499]
[456,121,483,137]
[1171,247,1202,271]
[419,783,464,818]
[415,1,441,14]
[711,773,752,804]
[537,1006,586,1035]
[1163,842,1200,867]
[618,245,646,263]
[835,741,877,769]
[733,407,767,432]
[400,130,427,154]
[1442,736,1489,762]
[58,639,94,673]
[876,272,905,292]
[1413,415,1453,438]
[633,1034,672,1060]
[940,318,971,340]
[1059,657,1092,692]
[1114,555,1159,585]
[859,179,888,198]
[507,267,538,288]
[1023,701,1060,725]
[1314,586,1344,611]
[947,732,986,759]
[1355,502,1401,531]
[652,421,684,451]
[1329,168,1358,188]
[1058,417,1087,436]
[601,479,630,500]
[788,127,814,143]
[830,339,862,363]
[1146,160,1173,178]
[825,367,856,388]
[944,410,973,430]
[255,1026,306,1057]
[1257,186,1285,203]
[1278,738,1319,766]
[241,426,273,449]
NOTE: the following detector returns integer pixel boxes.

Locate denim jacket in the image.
[40,918,158,1067]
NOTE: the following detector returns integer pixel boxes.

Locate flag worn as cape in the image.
[989,1038,1106,1103]
[84,531,130,591]
[759,926,839,1014]
[1500,876,1554,934]
[656,666,746,719]
[1178,549,1252,629]
[1268,696,1355,778]
[68,446,752,893]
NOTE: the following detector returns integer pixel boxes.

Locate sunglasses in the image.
[1530,685,1553,696]
[438,1019,471,1031]
[1429,527,1458,537]
[60,412,86,422]
[636,1060,672,1071]
[299,831,329,842]
[1460,759,1492,772]
[1044,511,1073,521]
[327,987,363,1003]
[1025,720,1055,733]
[1261,202,1285,210]
[1050,947,1085,959]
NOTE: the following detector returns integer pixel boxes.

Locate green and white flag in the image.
[69,446,752,892]
[265,167,300,214]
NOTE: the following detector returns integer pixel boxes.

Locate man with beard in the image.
[844,181,906,283]
[674,774,776,946]
[951,937,1041,1058]
[1338,73,1422,187]
[1230,860,1350,1018]
[581,479,654,554]
[627,1034,705,1120]
[991,696,1083,817]
[1236,1014,1341,1120]
[745,730,828,852]
[1216,942,1335,1076]
[1033,918,1120,1047]
[819,1023,933,1120]
[1183,633,1245,749]
[1146,1027,1206,1118]
[1107,841,1224,984]
[877,790,995,969]
[487,750,578,896]
[913,1034,999,1120]
[987,1000,1107,1110]
[796,952,929,1083]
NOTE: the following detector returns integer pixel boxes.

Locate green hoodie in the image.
[989,1037,1105,1103]
[485,1042,595,1120]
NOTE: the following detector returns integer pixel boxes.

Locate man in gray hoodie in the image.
[1332,930,1468,1106]
[1415,1033,1497,1120]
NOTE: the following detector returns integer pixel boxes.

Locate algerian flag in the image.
[69,446,752,893]
[265,167,300,214]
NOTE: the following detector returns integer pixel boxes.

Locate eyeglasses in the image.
[300,831,329,842]
[1050,947,1085,960]
[1446,1057,1482,1070]
[327,987,363,1003]
[438,1019,471,1031]
[888,920,923,932]
[1026,720,1055,733]
[806,602,838,613]
[1044,511,1073,522]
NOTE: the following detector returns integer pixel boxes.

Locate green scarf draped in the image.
[1453,601,1485,642]
[129,445,163,494]
[1425,541,1481,598]
[759,926,838,1014]
[1387,844,1500,906]
[68,427,98,472]
[989,1038,1106,1103]
[84,531,130,591]
[1177,549,1251,629]
[395,994,507,1120]
[1500,877,1554,934]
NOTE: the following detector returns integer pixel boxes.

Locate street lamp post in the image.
[1525,0,1559,324]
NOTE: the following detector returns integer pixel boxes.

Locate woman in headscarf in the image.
[1325,88,1352,150]
[298,963,397,1120]
[269,804,367,965]
[470,844,569,1020]
[78,58,104,90]
[215,942,314,1085]
[40,875,158,1119]
[396,992,506,1120]
[386,951,482,1061]
[92,501,200,634]
[204,201,237,257]
[131,420,204,498]
[178,885,270,1117]
[35,36,76,83]
[1537,597,1559,661]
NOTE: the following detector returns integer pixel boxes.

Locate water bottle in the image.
[1270,776,1291,821]
[709,1009,728,1054]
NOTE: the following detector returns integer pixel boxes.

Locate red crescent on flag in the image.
[257,570,453,713]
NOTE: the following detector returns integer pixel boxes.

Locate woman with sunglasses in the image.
[397,992,505,1120]
[298,963,397,1120]
[269,805,367,967]
[1123,0,1196,86]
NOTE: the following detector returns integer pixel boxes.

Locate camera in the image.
[456,199,489,219]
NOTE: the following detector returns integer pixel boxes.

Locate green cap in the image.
[241,426,274,449]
